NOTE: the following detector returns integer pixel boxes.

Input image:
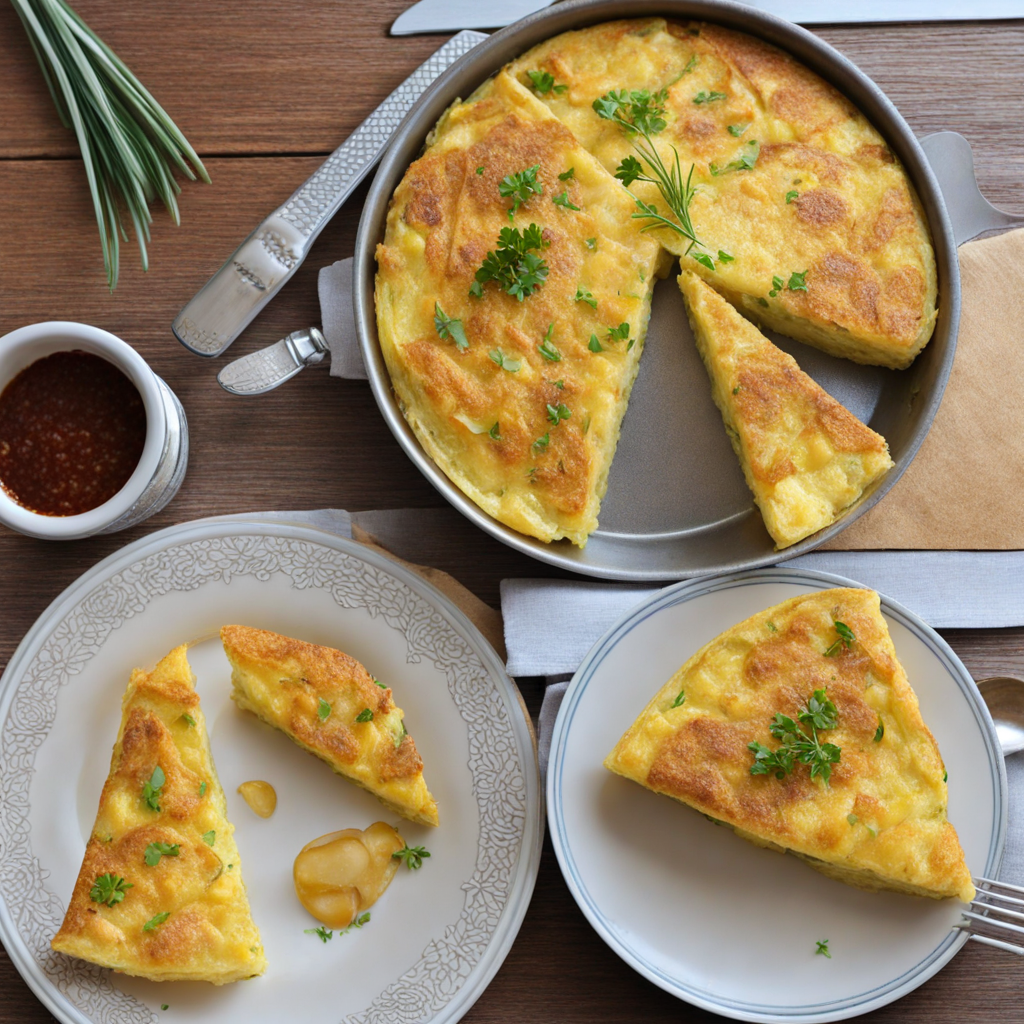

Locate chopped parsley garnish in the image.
[785,189,799,203]
[546,402,571,426]
[847,813,859,825]
[692,252,715,271]
[532,433,551,452]
[748,688,841,785]
[874,721,885,742]
[538,324,561,361]
[161,1006,169,1012]
[558,167,575,181]
[670,689,686,708]
[575,285,596,308]
[372,677,387,689]
[433,303,469,351]
[588,333,603,353]
[90,873,133,907]
[143,912,170,932]
[348,912,371,931]
[585,237,597,250]
[305,925,333,942]
[757,297,769,308]
[202,830,216,846]
[198,781,207,797]
[393,844,431,870]
[583,415,591,434]
[717,250,735,263]
[606,322,630,344]
[488,348,522,372]
[552,189,580,211]
[179,714,196,728]
[317,698,332,721]
[709,139,759,176]
[768,274,785,298]
[551,378,564,389]
[788,269,809,292]
[356,708,374,723]
[766,621,777,633]
[474,224,549,301]
[526,69,568,95]
[732,385,741,394]
[824,618,856,657]
[593,87,667,135]
[499,164,543,220]
[693,89,727,104]
[815,939,831,958]
[488,422,502,441]
[943,770,948,783]
[144,842,180,867]
[475,165,484,175]
[727,123,748,136]
[142,766,165,812]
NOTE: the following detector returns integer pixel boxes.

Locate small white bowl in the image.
[0,322,189,540]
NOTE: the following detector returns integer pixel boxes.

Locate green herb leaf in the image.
[670,689,686,708]
[757,297,769,308]
[499,164,543,220]
[710,139,759,177]
[592,88,668,136]
[488,422,502,441]
[748,688,841,785]
[392,844,432,870]
[372,677,387,689]
[161,1005,169,1011]
[526,69,568,95]
[769,274,784,297]
[943,770,948,783]
[318,698,332,721]
[469,280,484,299]
[588,333,603,353]
[538,324,561,361]
[546,402,571,426]
[573,285,597,309]
[179,714,196,728]
[144,842,180,867]
[142,766,165,811]
[692,252,716,271]
[693,90,727,105]
[785,189,799,204]
[553,189,580,211]
[356,708,374,723]
[433,302,469,351]
[765,621,777,633]
[198,781,207,797]
[304,925,333,942]
[532,433,551,452]
[717,250,735,263]
[558,167,575,181]
[606,322,630,343]
[815,939,831,958]
[727,123,748,137]
[476,165,485,175]
[585,237,597,250]
[787,269,809,292]
[824,618,856,657]
[202,830,216,846]
[90,873,133,907]
[143,912,170,932]
[847,813,859,825]
[874,720,884,742]
[475,224,549,301]
[488,348,522,372]
[732,385,740,394]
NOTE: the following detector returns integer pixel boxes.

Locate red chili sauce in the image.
[0,351,146,516]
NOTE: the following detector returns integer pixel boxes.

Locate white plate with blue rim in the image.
[547,567,1005,1023]
[0,517,542,1024]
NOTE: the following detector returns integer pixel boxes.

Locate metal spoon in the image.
[977,677,1024,756]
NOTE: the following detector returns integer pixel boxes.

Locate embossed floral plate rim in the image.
[0,517,543,1024]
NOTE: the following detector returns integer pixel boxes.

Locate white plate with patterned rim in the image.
[548,568,1006,1023]
[0,518,542,1024]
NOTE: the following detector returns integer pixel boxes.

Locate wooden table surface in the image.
[2,3,1023,1021]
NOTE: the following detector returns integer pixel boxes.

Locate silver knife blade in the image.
[391,0,1024,34]
[173,29,488,358]
[217,328,328,396]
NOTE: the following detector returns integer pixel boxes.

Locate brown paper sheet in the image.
[825,227,1024,550]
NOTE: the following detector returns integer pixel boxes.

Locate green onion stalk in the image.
[11,0,210,289]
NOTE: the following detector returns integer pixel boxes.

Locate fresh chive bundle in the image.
[12,0,210,289]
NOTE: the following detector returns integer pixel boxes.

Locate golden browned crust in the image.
[678,270,893,547]
[51,646,266,984]
[605,588,975,902]
[221,626,438,826]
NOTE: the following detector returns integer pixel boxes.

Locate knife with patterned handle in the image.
[172,30,488,358]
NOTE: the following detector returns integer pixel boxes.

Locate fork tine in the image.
[956,929,1024,955]
[961,909,1024,937]
[954,878,1024,954]
[974,875,1024,896]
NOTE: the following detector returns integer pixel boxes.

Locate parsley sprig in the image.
[593,89,711,266]
[527,70,568,95]
[142,766,165,811]
[472,224,549,301]
[499,164,543,221]
[748,688,841,785]
[824,617,856,657]
[90,873,133,907]
[710,139,759,176]
[144,842,180,866]
[393,844,431,870]
[433,303,469,351]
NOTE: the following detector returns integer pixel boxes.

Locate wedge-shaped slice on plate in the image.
[679,270,893,548]
[605,587,974,901]
[51,645,266,984]
[221,626,438,827]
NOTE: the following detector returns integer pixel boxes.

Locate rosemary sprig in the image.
[12,0,209,289]
[593,89,707,262]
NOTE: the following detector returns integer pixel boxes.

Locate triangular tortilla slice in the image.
[605,587,975,902]
[221,626,439,827]
[678,270,894,549]
[51,646,266,983]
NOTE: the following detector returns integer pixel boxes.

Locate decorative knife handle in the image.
[172,29,488,358]
[217,328,328,396]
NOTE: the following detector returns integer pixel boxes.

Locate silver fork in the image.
[955,877,1024,954]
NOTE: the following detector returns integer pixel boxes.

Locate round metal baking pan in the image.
[353,0,960,581]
